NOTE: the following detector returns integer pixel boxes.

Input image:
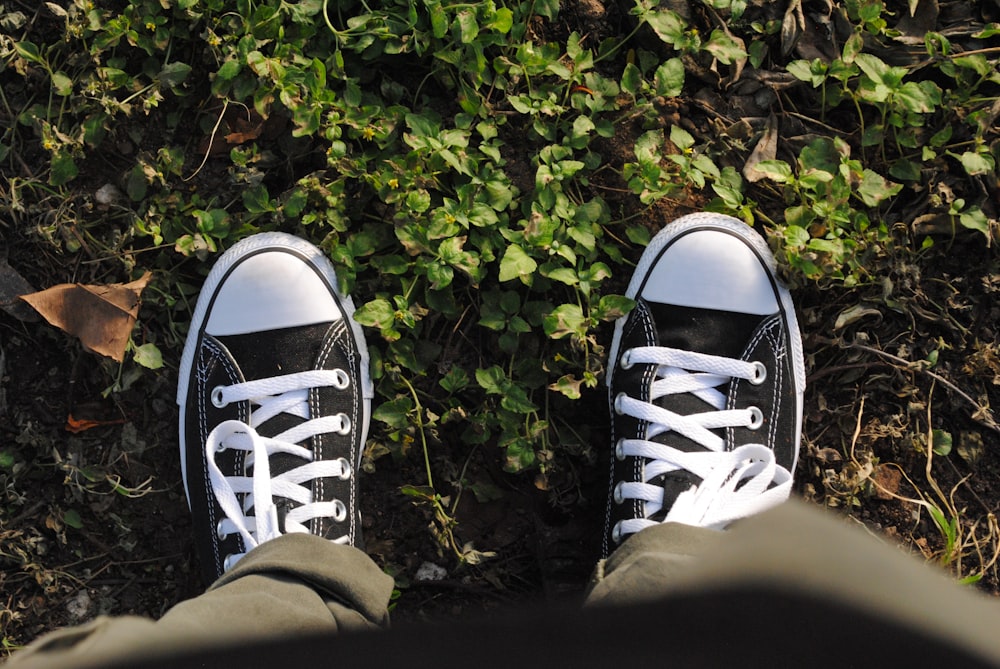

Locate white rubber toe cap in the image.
[204,248,342,336]
[640,228,779,316]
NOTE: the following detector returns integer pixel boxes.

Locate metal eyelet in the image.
[223,554,238,571]
[211,385,227,408]
[332,499,348,522]
[337,414,352,435]
[615,438,626,461]
[613,393,627,415]
[748,406,764,430]
[750,361,767,386]
[333,369,351,389]
[613,481,625,504]
[620,349,634,370]
[216,520,228,540]
[337,457,352,480]
[611,521,624,544]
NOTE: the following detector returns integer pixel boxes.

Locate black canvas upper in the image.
[183,314,367,585]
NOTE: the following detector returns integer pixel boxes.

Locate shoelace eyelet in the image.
[620,349,634,370]
[216,519,228,540]
[336,457,352,481]
[750,361,767,385]
[337,414,352,435]
[611,521,624,544]
[613,393,627,415]
[613,481,625,504]
[615,438,626,460]
[748,406,764,430]
[223,553,239,571]
[211,385,228,408]
[332,499,348,522]
[333,369,351,389]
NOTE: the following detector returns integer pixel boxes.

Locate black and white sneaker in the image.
[603,213,805,555]
[177,233,373,584]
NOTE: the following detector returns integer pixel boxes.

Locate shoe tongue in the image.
[641,302,765,521]
[216,321,334,493]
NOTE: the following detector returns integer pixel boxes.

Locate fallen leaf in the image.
[20,272,152,362]
[743,113,779,183]
[65,414,127,434]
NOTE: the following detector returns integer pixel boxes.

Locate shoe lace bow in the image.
[205,369,354,569]
[613,346,792,538]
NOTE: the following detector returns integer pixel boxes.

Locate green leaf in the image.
[593,294,635,321]
[355,298,395,329]
[543,303,586,339]
[642,9,686,46]
[702,29,746,64]
[932,429,953,456]
[373,395,414,429]
[653,58,684,97]
[62,509,84,529]
[400,484,436,501]
[958,151,995,176]
[498,244,537,282]
[753,160,793,183]
[158,62,192,89]
[475,366,506,394]
[549,374,583,400]
[133,343,164,370]
[216,59,243,81]
[14,41,43,65]
[49,151,78,186]
[895,80,941,113]
[958,205,990,238]
[453,9,479,43]
[490,7,513,33]
[0,450,14,469]
[51,72,73,96]
[621,62,642,96]
[669,125,694,151]
[856,170,902,207]
[439,367,469,394]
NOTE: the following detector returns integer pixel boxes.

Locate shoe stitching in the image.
[315,318,358,543]
[194,347,220,572]
[200,336,248,575]
[634,303,658,523]
[763,317,786,452]
[609,300,657,541]
[726,314,783,451]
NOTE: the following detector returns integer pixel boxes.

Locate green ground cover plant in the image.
[1,0,999,652]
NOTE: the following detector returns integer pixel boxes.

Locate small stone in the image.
[66,590,92,621]
[415,561,447,581]
[95,184,121,205]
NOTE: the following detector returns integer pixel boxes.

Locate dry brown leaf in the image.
[742,113,779,183]
[65,413,127,434]
[20,272,152,362]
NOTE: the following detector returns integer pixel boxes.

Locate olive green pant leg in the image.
[7,534,394,669]
[587,499,1000,665]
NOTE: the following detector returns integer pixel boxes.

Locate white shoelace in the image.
[613,346,792,539]
[204,369,354,570]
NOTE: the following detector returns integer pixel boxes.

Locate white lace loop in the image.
[614,346,792,537]
[205,369,354,569]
